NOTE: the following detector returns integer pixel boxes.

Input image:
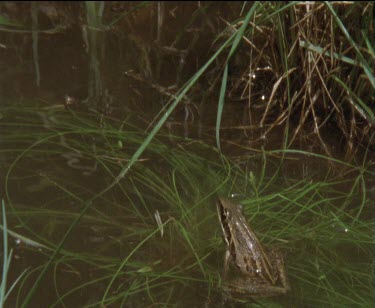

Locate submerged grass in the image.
[1,105,374,306]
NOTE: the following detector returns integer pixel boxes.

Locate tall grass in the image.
[0,200,10,308]
[210,2,374,156]
[0,200,28,308]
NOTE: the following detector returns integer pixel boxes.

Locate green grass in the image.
[1,200,28,308]
[0,105,373,306]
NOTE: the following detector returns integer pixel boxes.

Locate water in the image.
[1,2,373,307]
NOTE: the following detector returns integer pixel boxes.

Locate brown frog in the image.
[217,197,290,299]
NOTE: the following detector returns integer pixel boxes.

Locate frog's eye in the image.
[224,208,231,220]
[219,207,231,222]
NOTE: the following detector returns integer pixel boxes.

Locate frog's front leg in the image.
[223,249,232,278]
[275,252,290,292]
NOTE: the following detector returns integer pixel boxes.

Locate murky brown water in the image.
[1,2,374,307]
